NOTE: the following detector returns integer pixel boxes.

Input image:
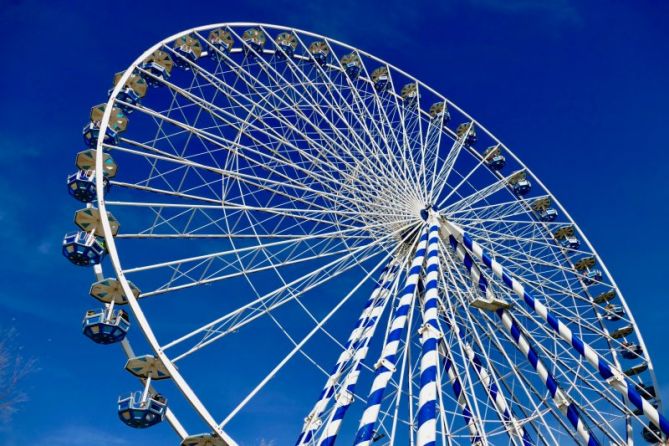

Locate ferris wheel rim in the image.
[91,21,662,444]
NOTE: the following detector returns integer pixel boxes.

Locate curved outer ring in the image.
[96,22,660,442]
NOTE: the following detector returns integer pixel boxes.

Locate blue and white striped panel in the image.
[318,264,400,446]
[296,263,400,445]
[447,232,601,446]
[416,221,441,446]
[445,219,669,437]
[353,227,429,446]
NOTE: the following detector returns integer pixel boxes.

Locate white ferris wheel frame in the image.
[91,22,660,445]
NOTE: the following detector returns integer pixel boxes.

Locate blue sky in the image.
[0,0,668,445]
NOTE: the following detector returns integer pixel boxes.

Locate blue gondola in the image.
[604,304,624,321]
[456,123,477,146]
[584,269,603,285]
[341,53,362,79]
[118,391,167,428]
[539,208,558,222]
[82,308,130,344]
[207,28,234,58]
[82,121,121,148]
[636,384,656,399]
[400,83,418,107]
[560,236,580,249]
[62,231,106,266]
[488,154,506,170]
[173,34,202,67]
[371,67,389,92]
[429,102,451,126]
[241,28,266,54]
[140,50,173,86]
[619,342,643,359]
[309,41,329,65]
[83,104,128,148]
[624,362,648,377]
[643,422,662,442]
[483,146,506,171]
[513,179,532,196]
[110,72,147,112]
[66,170,110,203]
[275,32,297,59]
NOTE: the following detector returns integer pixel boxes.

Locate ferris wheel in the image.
[62,23,668,446]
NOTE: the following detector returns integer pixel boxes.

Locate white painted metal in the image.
[83,22,663,445]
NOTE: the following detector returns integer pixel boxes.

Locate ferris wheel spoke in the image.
[118,100,407,217]
[203,31,377,165]
[351,60,415,193]
[353,227,429,445]
[444,220,669,439]
[117,108,361,216]
[108,143,391,226]
[459,223,591,260]
[105,201,376,232]
[468,240,626,339]
[168,245,388,365]
[436,268,535,445]
[130,224,395,300]
[443,226,608,445]
[136,59,409,209]
[441,170,519,215]
[431,126,474,205]
[107,196,371,238]
[296,260,402,445]
[281,34,421,199]
[397,85,427,203]
[216,246,395,429]
[159,224,416,358]
[137,239,361,297]
[423,118,448,203]
[439,250,564,446]
[414,94,432,204]
[449,197,545,223]
[194,32,416,202]
[435,142,500,213]
[382,75,424,203]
